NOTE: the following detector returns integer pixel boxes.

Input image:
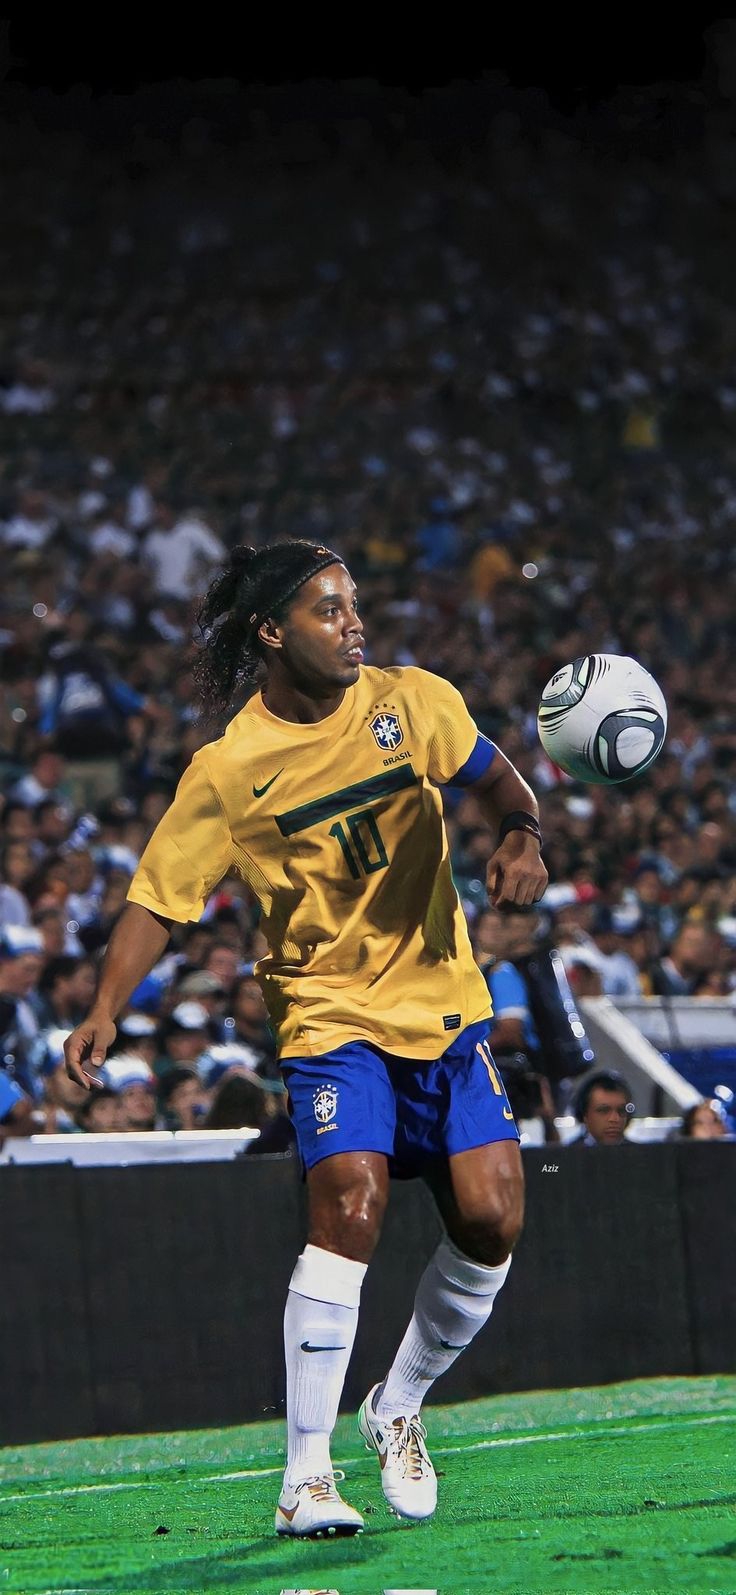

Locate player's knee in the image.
[335,1173,387,1247]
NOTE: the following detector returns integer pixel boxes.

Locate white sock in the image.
[283,1243,367,1486]
[375,1236,511,1419]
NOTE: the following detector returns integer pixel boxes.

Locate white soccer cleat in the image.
[275,1470,364,1538]
[358,1383,438,1520]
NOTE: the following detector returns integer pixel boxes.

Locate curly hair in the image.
[193,539,342,714]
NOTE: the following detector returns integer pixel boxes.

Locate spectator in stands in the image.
[589,907,645,997]
[10,749,70,812]
[100,1055,157,1130]
[156,1001,212,1071]
[37,1027,86,1132]
[0,1068,35,1145]
[175,969,228,1022]
[223,974,277,1068]
[204,1069,295,1153]
[158,1065,209,1130]
[111,1012,159,1070]
[142,501,225,602]
[678,1101,729,1140]
[559,946,606,999]
[649,923,716,996]
[0,925,45,1096]
[473,907,559,1145]
[202,941,242,996]
[569,1070,636,1147]
[33,955,97,1030]
[75,1086,123,1133]
[0,840,34,927]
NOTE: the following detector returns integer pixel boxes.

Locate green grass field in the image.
[1,1377,734,1595]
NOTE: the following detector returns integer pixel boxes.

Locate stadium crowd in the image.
[0,85,734,1143]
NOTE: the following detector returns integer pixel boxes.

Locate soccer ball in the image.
[537,654,667,784]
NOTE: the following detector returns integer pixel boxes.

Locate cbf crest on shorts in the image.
[369,711,403,752]
[313,1082,339,1135]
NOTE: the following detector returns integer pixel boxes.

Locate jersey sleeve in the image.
[412,668,495,784]
[487,961,531,1021]
[127,752,233,923]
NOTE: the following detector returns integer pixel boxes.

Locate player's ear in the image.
[257,617,283,652]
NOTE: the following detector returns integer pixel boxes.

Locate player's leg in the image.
[277,1046,395,1537]
[359,1026,521,1519]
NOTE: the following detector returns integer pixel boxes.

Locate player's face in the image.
[270,565,364,689]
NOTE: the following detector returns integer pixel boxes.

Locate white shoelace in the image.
[295,1469,346,1501]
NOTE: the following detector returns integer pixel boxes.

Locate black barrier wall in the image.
[1,1144,734,1444]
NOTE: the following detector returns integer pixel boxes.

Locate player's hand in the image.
[64,1012,117,1090]
[486,832,548,909]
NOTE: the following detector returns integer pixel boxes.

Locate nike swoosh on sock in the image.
[300,1341,347,1352]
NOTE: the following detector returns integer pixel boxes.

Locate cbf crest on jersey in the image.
[313,1083,338,1124]
[369,711,403,752]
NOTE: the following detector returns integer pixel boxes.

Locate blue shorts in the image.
[280,1020,519,1174]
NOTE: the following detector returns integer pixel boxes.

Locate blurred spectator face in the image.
[685,1103,727,1139]
[34,909,66,957]
[204,943,240,990]
[1,806,34,841]
[65,850,96,893]
[182,927,214,965]
[694,823,727,867]
[44,1062,87,1114]
[67,959,97,1010]
[634,868,662,906]
[2,840,35,889]
[120,1081,156,1130]
[30,859,69,907]
[165,1024,209,1063]
[582,1086,631,1145]
[165,1073,209,1129]
[100,877,130,920]
[33,751,64,792]
[232,976,269,1032]
[81,1089,123,1133]
[672,923,713,979]
[0,949,43,997]
[36,803,70,848]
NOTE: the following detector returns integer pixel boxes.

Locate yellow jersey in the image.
[127,665,492,1060]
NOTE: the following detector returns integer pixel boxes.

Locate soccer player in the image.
[64,540,547,1537]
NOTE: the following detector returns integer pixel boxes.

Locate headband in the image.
[249,547,343,627]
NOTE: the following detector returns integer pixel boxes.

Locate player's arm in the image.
[64,904,172,1088]
[418,665,547,909]
[469,746,548,909]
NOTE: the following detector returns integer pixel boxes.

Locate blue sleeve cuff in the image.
[449,734,497,786]
[0,1071,24,1123]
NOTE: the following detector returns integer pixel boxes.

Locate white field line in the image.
[1,1410,733,1507]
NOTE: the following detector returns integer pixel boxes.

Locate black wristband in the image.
[498,810,543,846]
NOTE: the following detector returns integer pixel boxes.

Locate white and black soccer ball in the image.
[537,654,667,784]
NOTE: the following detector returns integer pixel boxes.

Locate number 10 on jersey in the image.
[329,807,389,878]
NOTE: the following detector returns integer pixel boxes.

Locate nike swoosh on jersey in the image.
[253,769,284,798]
[300,1341,347,1352]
